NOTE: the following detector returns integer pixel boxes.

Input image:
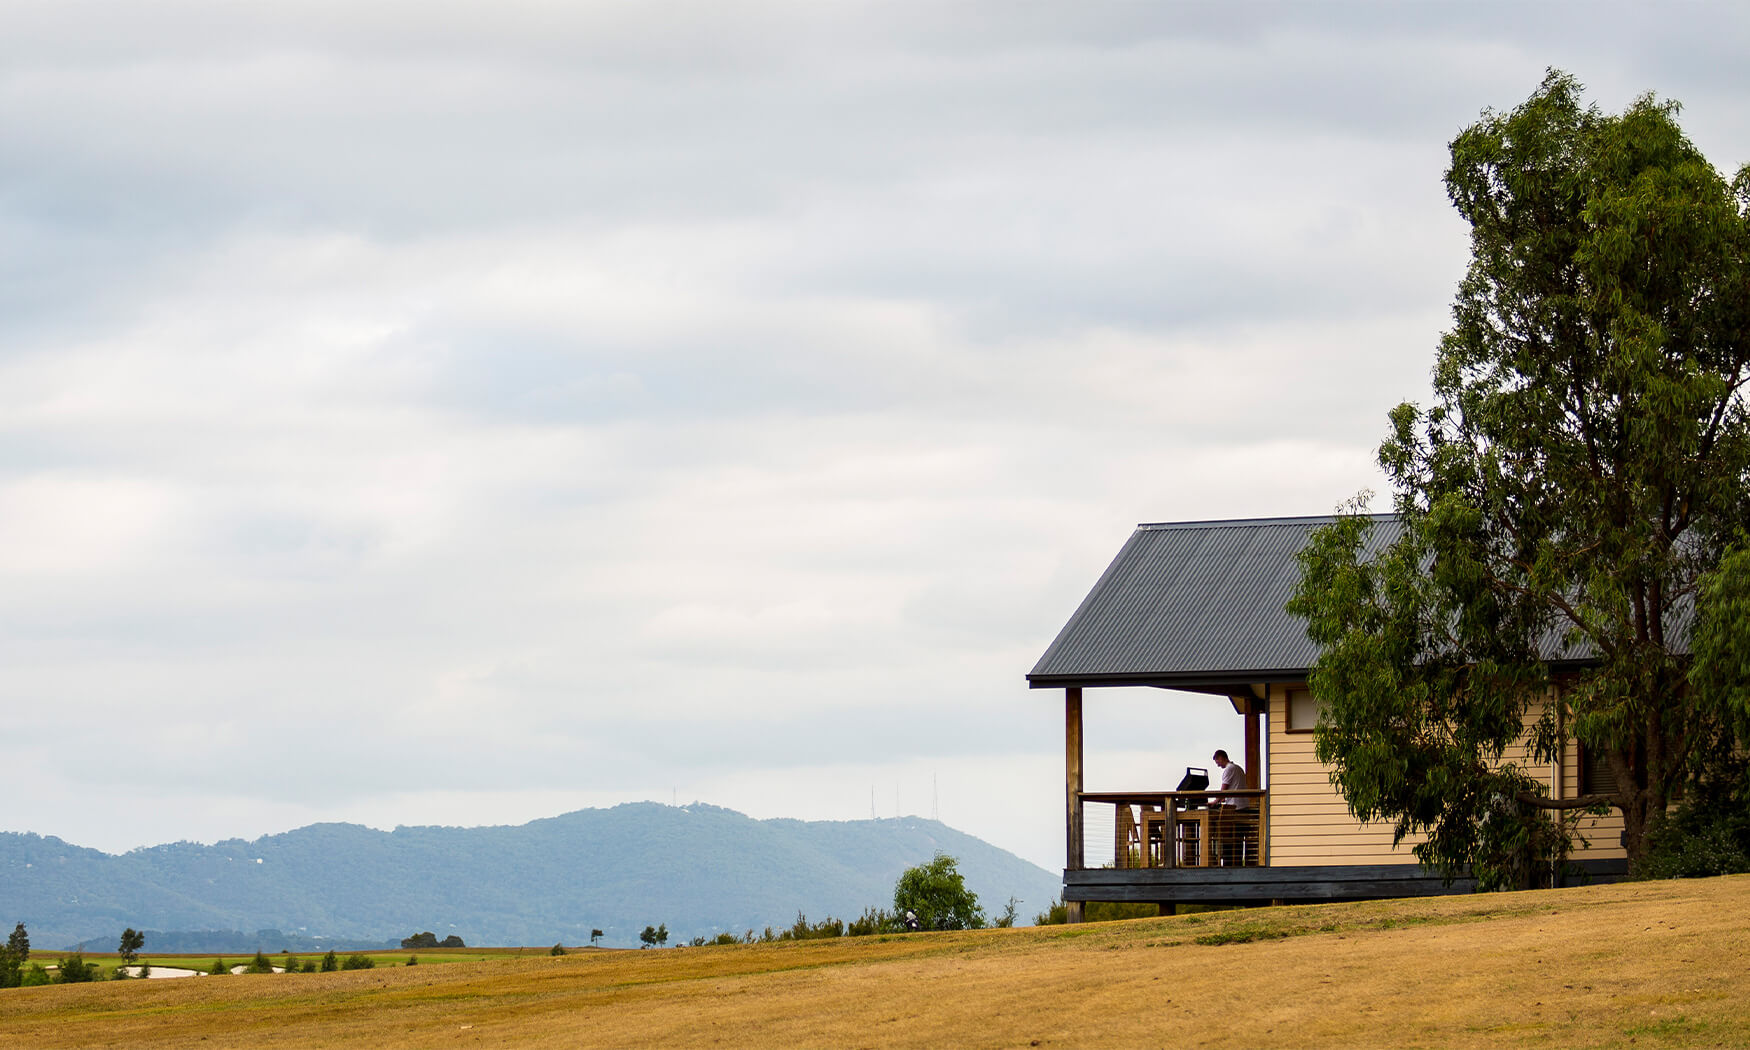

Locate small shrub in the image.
[22,964,50,987]
[549,943,566,956]
[846,907,899,937]
[319,950,338,972]
[341,953,375,970]
[1636,778,1750,880]
[209,957,228,976]
[780,912,847,940]
[406,956,418,966]
[244,952,274,974]
[54,954,97,983]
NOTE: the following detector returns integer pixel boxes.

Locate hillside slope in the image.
[3,875,1746,1049]
[1,803,1059,949]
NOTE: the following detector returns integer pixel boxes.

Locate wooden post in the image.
[1065,687,1084,923]
[1244,697,1262,791]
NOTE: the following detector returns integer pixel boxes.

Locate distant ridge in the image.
[0,803,1060,950]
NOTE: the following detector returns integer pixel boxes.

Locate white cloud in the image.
[3,2,1748,876]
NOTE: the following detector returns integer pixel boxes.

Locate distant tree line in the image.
[103,929,397,954]
[400,931,466,949]
[652,853,1018,948]
[2,923,170,986]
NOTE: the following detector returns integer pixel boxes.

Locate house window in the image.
[1286,688,1323,733]
[1580,745,1618,797]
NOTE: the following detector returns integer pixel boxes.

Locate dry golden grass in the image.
[4,875,1748,1049]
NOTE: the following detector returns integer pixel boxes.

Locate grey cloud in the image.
[5,2,1750,867]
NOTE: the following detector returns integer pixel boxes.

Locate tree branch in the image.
[1515,791,1614,811]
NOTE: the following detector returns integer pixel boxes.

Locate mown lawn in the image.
[4,875,1747,1049]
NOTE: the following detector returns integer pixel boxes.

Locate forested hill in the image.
[1,804,1060,950]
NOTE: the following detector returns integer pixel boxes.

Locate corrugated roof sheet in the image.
[1027,515,1400,689]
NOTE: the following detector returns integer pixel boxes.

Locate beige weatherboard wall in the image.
[1264,682,1627,866]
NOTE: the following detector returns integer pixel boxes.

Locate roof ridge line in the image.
[1135,514,1394,530]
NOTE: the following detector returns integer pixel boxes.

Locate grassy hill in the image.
[3,875,1746,1048]
[1,803,1059,949]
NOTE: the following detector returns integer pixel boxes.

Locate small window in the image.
[1286,688,1323,733]
[1579,745,1618,797]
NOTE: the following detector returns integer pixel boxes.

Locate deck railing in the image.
[1073,790,1268,871]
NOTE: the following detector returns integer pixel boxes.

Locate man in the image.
[1211,749,1251,865]
[1212,749,1249,808]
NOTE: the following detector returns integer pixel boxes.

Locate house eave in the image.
[1026,669,1310,692]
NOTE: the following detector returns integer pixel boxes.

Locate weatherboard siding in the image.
[1263,683,1627,866]
[1265,683,1422,865]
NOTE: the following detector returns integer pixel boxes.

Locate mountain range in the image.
[1,803,1061,950]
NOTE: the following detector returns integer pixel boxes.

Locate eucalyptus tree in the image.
[1291,71,1750,887]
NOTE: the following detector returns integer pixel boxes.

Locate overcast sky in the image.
[5,2,1749,876]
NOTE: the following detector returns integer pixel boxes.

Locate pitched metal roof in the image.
[1027,515,1400,691]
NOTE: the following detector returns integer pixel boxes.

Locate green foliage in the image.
[209,957,228,976]
[439,935,465,948]
[549,943,566,956]
[993,896,1020,929]
[893,853,985,931]
[639,925,657,949]
[406,955,419,966]
[54,954,98,983]
[21,964,50,987]
[1636,751,1750,878]
[0,923,26,988]
[402,932,439,949]
[244,952,274,974]
[319,950,339,972]
[1289,70,1750,885]
[118,927,145,966]
[284,954,299,974]
[845,907,900,937]
[589,929,603,946]
[778,913,844,941]
[341,953,375,970]
[711,932,742,945]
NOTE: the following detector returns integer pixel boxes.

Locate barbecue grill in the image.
[1176,766,1210,804]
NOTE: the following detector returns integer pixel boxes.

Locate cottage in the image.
[1028,515,1628,920]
